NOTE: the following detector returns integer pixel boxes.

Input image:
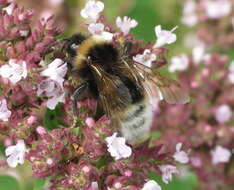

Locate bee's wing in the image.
[133,62,190,104]
[90,64,129,117]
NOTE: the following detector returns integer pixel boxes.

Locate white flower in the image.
[160,165,179,184]
[19,30,29,37]
[0,59,27,84]
[181,0,198,27]
[91,182,99,190]
[0,99,11,121]
[141,180,162,190]
[3,3,15,15]
[80,0,104,23]
[154,25,177,48]
[192,44,206,64]
[41,58,67,87]
[88,23,105,35]
[48,0,64,6]
[228,61,234,83]
[105,132,132,160]
[88,23,113,41]
[229,60,234,72]
[116,16,138,35]
[5,140,27,168]
[182,14,198,27]
[211,145,231,164]
[228,73,234,84]
[205,0,232,19]
[173,143,189,164]
[37,80,65,110]
[133,49,156,67]
[169,54,189,73]
[214,104,232,124]
[40,10,53,21]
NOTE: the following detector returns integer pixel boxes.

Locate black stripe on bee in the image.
[123,104,145,122]
[131,118,145,129]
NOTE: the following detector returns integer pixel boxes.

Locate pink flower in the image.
[0,99,11,121]
[0,59,27,84]
[133,49,156,67]
[211,145,231,164]
[105,132,132,160]
[80,0,104,23]
[141,180,161,190]
[173,143,189,164]
[5,139,27,168]
[154,25,177,48]
[88,23,113,41]
[40,58,67,87]
[159,165,179,184]
[169,54,189,72]
[205,0,232,19]
[116,16,138,35]
[214,104,232,124]
[37,80,65,110]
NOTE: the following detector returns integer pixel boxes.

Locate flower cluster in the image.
[155,45,234,190]
[0,1,188,190]
[181,0,234,50]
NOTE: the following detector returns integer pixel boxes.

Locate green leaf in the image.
[0,175,20,190]
[33,178,47,190]
[0,142,5,156]
[151,131,161,140]
[43,103,66,130]
[128,0,162,42]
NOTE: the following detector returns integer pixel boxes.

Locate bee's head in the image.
[64,33,87,58]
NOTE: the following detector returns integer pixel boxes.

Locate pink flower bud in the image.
[10,27,19,38]
[114,182,122,189]
[27,116,37,125]
[36,126,47,135]
[6,46,16,58]
[191,157,202,167]
[15,41,26,53]
[46,158,54,165]
[202,68,210,77]
[0,26,5,36]
[35,43,45,53]
[32,30,41,42]
[0,0,7,6]
[85,117,95,128]
[82,165,91,173]
[43,36,54,44]
[4,138,12,146]
[26,37,34,49]
[191,81,199,88]
[124,169,132,177]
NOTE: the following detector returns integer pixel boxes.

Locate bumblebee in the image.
[64,33,189,145]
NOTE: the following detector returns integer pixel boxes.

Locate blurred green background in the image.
[0,0,200,189]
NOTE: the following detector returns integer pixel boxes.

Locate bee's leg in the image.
[71,82,88,123]
[123,41,133,56]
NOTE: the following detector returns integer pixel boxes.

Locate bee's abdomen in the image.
[119,100,153,145]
